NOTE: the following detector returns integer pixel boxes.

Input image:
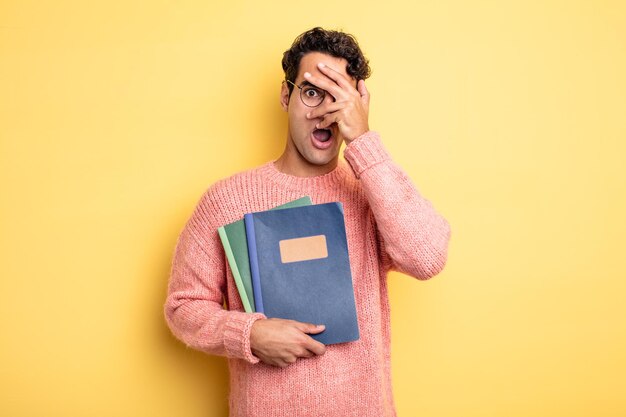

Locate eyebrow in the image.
[299,80,316,88]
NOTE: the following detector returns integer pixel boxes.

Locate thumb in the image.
[299,322,326,334]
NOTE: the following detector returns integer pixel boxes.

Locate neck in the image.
[274,139,339,178]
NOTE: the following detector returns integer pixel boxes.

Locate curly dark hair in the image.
[282,27,371,94]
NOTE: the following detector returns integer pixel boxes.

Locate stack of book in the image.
[218,197,359,345]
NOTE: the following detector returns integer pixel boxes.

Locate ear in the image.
[280,82,290,112]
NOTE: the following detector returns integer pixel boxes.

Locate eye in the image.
[303,87,322,98]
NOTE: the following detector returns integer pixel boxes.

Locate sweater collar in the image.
[259,159,351,189]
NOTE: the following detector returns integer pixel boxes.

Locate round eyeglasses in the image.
[285,79,326,107]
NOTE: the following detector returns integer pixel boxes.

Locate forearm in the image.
[344,131,451,279]
[164,226,266,363]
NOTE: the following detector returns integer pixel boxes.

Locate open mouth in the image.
[311,128,334,150]
[312,128,332,142]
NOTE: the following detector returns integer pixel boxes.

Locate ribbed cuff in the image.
[224,312,267,364]
[343,131,391,178]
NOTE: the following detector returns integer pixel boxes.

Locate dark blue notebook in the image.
[244,202,359,345]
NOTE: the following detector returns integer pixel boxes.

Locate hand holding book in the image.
[250,318,327,368]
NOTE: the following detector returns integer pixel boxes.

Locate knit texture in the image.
[164,131,451,417]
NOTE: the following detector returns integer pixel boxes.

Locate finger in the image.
[297,321,326,334]
[303,71,345,99]
[295,347,314,358]
[317,63,356,92]
[317,113,339,130]
[358,79,370,107]
[306,102,344,120]
[304,338,327,356]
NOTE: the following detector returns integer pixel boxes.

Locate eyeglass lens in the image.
[300,85,325,107]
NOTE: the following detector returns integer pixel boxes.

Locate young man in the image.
[164,27,451,417]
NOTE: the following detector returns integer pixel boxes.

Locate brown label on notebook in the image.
[279,235,328,264]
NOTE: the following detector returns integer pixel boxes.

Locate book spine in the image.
[244,214,264,314]
[218,226,253,313]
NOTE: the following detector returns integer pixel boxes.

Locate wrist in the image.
[344,128,370,146]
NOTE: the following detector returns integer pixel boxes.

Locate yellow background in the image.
[1,1,625,416]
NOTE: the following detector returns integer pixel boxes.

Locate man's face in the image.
[280,51,357,170]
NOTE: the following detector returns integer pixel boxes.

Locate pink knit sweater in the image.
[164,131,451,417]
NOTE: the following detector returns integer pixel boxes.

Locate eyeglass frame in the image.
[284,79,327,108]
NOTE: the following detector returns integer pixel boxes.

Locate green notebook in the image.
[218,196,312,312]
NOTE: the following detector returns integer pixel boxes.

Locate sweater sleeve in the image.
[164,194,267,363]
[343,131,451,279]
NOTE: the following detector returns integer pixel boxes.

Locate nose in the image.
[323,91,335,104]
